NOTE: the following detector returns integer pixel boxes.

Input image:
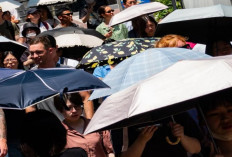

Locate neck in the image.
[0,18,4,24]
[38,62,56,69]
[64,118,84,130]
[216,140,232,155]
[61,21,72,27]
[31,20,39,25]
[104,18,111,25]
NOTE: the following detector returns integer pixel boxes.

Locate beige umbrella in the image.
[0,0,22,12]
[27,0,76,7]
[109,2,168,27]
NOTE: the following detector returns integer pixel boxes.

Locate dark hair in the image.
[56,7,71,17]
[123,0,127,4]
[37,5,53,19]
[2,11,11,18]
[132,15,157,37]
[97,5,107,18]
[29,35,56,50]
[1,51,24,69]
[20,110,67,157]
[198,88,232,115]
[54,92,83,113]
[205,40,232,56]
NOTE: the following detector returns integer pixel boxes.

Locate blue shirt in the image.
[93,65,111,78]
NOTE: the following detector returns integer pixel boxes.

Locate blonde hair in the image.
[155,34,188,48]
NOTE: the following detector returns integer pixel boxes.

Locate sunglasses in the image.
[105,9,114,13]
[128,1,137,4]
[62,12,73,16]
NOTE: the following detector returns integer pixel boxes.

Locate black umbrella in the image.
[0,36,27,54]
[155,4,232,44]
[38,27,105,60]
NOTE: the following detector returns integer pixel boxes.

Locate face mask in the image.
[212,132,232,141]
[26,32,37,38]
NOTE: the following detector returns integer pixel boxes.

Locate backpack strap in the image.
[42,21,49,30]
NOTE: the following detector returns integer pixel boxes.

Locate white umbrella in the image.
[27,0,76,7]
[0,0,22,12]
[84,55,232,134]
[109,2,168,27]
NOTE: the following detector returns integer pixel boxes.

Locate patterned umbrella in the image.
[77,38,158,69]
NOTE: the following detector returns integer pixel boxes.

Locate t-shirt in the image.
[0,20,19,40]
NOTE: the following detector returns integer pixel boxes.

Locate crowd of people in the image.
[0,0,232,157]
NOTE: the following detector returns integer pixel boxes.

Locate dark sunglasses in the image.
[62,12,73,16]
[128,1,137,4]
[105,9,114,13]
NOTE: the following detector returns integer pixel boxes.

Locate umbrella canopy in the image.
[0,36,27,54]
[77,38,158,69]
[0,68,109,109]
[155,4,232,44]
[0,68,23,80]
[84,55,232,134]
[109,2,168,27]
[27,0,75,7]
[38,27,105,60]
[0,0,22,12]
[89,48,210,100]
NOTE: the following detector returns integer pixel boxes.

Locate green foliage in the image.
[151,0,183,22]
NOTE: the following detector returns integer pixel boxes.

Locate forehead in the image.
[29,43,45,51]
[62,10,71,14]
[5,53,16,59]
[104,6,111,11]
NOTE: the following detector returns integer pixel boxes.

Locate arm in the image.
[171,123,201,154]
[79,91,94,119]
[120,126,157,157]
[0,109,7,157]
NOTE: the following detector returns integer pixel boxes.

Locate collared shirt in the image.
[63,117,113,157]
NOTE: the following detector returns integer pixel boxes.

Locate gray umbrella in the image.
[155,4,232,44]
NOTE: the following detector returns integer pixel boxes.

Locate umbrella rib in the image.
[32,71,57,92]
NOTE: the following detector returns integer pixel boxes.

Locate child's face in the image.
[206,103,232,139]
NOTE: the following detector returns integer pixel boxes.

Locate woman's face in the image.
[145,20,156,37]
[206,103,232,140]
[27,11,40,22]
[62,100,83,122]
[3,53,19,69]
[103,6,114,19]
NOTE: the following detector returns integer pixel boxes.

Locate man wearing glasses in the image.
[55,7,79,28]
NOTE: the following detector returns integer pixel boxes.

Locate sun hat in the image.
[22,22,41,37]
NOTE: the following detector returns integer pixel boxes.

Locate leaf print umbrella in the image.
[77,38,158,69]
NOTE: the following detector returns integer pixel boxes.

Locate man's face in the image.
[123,0,137,8]
[59,10,73,23]
[29,42,49,65]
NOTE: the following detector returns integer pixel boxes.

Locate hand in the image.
[104,30,113,38]
[0,138,7,157]
[170,122,184,139]
[137,126,158,144]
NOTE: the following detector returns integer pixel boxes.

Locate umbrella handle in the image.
[166,136,181,145]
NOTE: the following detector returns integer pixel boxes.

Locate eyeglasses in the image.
[3,58,17,64]
[62,12,73,16]
[127,1,137,4]
[105,9,114,13]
